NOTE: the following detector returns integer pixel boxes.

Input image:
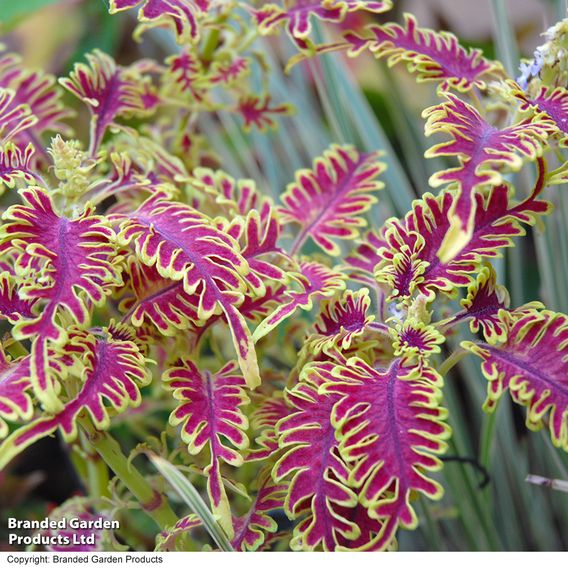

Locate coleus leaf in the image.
[445,264,511,343]
[423,93,555,261]
[253,260,346,342]
[516,84,568,140]
[236,95,293,132]
[0,143,39,191]
[0,88,37,144]
[1,187,122,343]
[122,260,285,356]
[232,471,286,551]
[155,474,286,551]
[109,0,210,43]
[164,359,250,538]
[226,208,288,286]
[390,320,445,362]
[0,272,37,323]
[344,228,387,287]
[83,152,154,207]
[192,167,272,219]
[253,0,392,50]
[188,286,288,353]
[375,182,551,302]
[463,310,568,450]
[60,50,159,155]
[448,265,543,344]
[41,498,113,552]
[248,393,290,462]
[164,50,206,103]
[273,380,360,551]
[308,288,375,356]
[340,13,503,91]
[209,54,249,86]
[311,357,450,550]
[115,191,261,387]
[120,259,199,336]
[0,323,151,469]
[0,50,73,147]
[280,144,385,256]
[334,504,390,551]
[0,345,33,439]
[156,514,202,551]
[107,133,189,189]
[0,188,122,410]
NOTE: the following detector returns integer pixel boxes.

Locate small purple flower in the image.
[518,49,544,90]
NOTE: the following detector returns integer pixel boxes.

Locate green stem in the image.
[5,338,29,359]
[201,27,221,64]
[438,347,469,377]
[480,408,498,471]
[79,429,110,499]
[80,420,178,531]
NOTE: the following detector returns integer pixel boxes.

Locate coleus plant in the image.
[1,0,568,553]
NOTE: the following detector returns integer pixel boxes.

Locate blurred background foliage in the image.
[1,0,568,551]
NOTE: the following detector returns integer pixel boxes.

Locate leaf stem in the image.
[79,419,178,531]
[438,347,469,377]
[289,229,308,257]
[202,28,221,64]
[80,429,110,500]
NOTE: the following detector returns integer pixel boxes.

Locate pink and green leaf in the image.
[0,272,37,323]
[464,310,568,450]
[341,14,503,91]
[0,346,33,439]
[516,84,568,140]
[308,288,375,355]
[248,394,290,462]
[0,188,122,409]
[226,208,288,286]
[192,167,272,219]
[116,192,261,387]
[423,93,554,260]
[236,95,293,132]
[232,472,286,551]
[60,50,159,155]
[0,50,73,148]
[375,183,551,301]
[253,0,392,50]
[109,0,210,43]
[311,358,450,550]
[0,143,39,191]
[390,320,445,361]
[253,260,346,342]
[273,381,359,551]
[155,514,202,551]
[280,144,385,256]
[164,359,250,537]
[120,259,200,336]
[0,323,150,469]
[0,88,37,144]
[445,264,511,343]
[344,229,387,287]
[1,187,121,344]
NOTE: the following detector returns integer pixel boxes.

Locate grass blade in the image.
[150,454,234,551]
